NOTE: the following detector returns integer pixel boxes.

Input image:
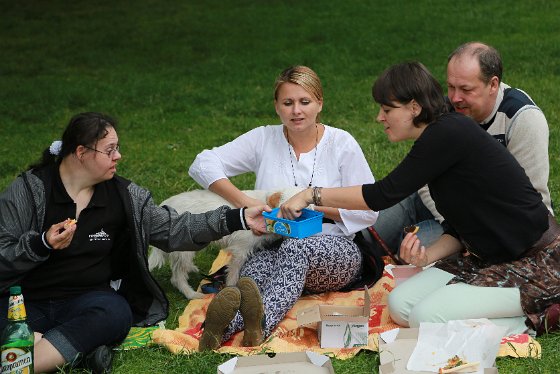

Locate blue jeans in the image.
[0,290,132,363]
[372,192,444,254]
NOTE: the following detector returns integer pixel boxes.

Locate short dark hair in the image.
[448,42,502,84]
[28,112,117,170]
[372,62,447,126]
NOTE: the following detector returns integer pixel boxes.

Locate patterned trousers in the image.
[223,235,362,341]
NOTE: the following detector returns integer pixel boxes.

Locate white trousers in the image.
[388,267,528,336]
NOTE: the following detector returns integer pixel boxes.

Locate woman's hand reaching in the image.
[279,188,313,220]
[244,205,272,234]
[242,197,268,235]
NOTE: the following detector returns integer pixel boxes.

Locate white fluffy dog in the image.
[148,187,302,299]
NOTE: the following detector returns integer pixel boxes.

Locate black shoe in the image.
[82,345,113,374]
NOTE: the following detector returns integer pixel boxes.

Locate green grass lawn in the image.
[1,0,559,372]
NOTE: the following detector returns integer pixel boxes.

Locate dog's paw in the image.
[183,289,205,300]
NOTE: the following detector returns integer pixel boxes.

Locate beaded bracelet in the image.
[312,186,323,206]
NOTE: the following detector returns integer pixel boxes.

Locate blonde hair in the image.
[274,66,323,102]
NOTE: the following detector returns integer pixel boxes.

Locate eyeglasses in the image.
[84,145,120,158]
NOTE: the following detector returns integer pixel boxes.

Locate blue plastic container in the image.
[262,208,324,239]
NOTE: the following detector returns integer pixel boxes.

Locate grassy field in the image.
[1,0,559,373]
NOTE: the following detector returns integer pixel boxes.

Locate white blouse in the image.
[189,124,378,237]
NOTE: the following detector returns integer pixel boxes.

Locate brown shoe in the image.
[199,286,241,351]
[537,303,560,336]
[237,277,265,347]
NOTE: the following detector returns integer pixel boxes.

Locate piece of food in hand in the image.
[403,225,419,234]
[438,355,480,373]
[63,218,77,229]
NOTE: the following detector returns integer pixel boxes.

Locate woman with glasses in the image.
[0,112,269,373]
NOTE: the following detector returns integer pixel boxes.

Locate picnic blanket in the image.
[116,326,158,350]
[150,250,541,359]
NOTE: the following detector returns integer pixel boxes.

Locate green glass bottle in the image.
[1,286,34,374]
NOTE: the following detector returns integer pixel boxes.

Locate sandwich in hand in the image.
[403,225,419,234]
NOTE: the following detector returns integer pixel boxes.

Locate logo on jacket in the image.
[89,229,110,241]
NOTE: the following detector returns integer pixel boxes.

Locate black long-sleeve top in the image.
[363,112,549,264]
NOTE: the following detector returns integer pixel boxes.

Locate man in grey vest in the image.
[372,41,553,256]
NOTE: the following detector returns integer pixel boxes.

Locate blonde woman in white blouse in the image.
[190,66,378,351]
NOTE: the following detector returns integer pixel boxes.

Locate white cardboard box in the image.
[296,287,370,348]
[217,351,334,374]
[379,328,498,374]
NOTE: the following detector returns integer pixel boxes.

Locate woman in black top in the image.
[280,62,560,336]
[0,112,269,373]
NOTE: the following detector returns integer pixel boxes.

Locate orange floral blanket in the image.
[151,251,541,359]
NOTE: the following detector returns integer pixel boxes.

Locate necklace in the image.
[286,124,319,187]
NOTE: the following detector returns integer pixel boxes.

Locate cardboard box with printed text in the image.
[296,287,370,349]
